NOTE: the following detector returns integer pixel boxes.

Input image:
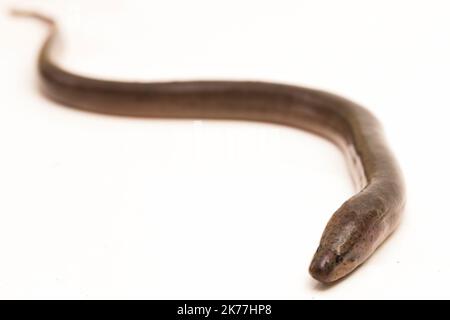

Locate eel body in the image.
[13,10,405,283]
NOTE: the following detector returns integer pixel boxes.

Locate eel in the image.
[11,9,405,283]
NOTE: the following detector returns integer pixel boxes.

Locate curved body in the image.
[13,10,405,283]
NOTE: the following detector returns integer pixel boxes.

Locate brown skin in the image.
[12,9,405,283]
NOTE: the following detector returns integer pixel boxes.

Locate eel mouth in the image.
[309,248,348,284]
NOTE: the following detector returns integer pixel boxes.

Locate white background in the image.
[1,0,449,299]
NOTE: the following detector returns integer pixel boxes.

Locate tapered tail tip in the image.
[9,8,55,26]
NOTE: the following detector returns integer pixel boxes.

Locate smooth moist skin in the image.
[12,10,406,283]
